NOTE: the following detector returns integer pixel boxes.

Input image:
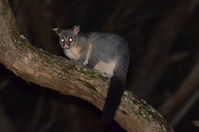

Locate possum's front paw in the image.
[95,70,112,78]
[82,60,88,66]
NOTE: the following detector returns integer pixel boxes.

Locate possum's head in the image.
[53,25,80,49]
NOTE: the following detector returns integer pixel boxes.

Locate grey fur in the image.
[53,26,129,131]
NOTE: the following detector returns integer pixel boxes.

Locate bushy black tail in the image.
[97,65,127,132]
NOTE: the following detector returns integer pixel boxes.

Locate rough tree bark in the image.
[0,0,173,132]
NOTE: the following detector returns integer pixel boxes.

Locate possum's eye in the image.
[61,38,65,43]
[68,37,73,42]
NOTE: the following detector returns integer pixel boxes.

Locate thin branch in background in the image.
[28,94,46,132]
[159,60,199,126]
[38,100,57,132]
[170,52,190,63]
[130,0,196,98]
[159,9,199,125]
[102,0,129,31]
[0,103,16,132]
[0,78,10,91]
[171,88,199,126]
[102,0,146,32]
[159,46,199,126]
[193,120,199,127]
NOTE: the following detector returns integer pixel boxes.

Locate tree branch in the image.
[0,0,173,131]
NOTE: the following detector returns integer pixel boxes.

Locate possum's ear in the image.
[52,28,62,36]
[72,25,80,35]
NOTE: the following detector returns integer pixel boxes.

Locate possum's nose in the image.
[63,44,69,49]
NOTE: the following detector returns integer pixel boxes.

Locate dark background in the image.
[0,0,199,132]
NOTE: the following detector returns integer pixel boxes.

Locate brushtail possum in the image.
[53,26,129,131]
